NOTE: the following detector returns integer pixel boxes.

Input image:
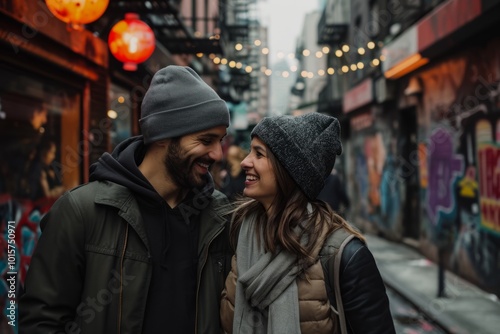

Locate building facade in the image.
[320,0,500,296]
[0,0,237,329]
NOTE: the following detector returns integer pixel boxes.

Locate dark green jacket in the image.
[19,180,232,334]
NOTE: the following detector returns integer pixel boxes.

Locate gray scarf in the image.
[233,214,303,334]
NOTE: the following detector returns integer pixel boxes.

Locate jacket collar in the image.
[93,181,228,254]
[94,181,151,250]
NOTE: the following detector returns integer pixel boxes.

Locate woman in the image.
[29,139,66,200]
[220,113,395,334]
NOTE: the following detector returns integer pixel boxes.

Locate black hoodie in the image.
[90,136,214,334]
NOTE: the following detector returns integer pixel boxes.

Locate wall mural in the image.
[426,128,463,227]
[351,115,404,236]
[0,195,54,332]
[417,38,500,294]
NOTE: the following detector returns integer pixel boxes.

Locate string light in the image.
[230,39,380,60]
[204,38,384,79]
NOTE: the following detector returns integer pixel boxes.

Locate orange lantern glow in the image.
[45,0,109,30]
[108,13,156,71]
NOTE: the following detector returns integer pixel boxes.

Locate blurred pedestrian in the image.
[220,113,395,333]
[20,65,233,333]
[221,144,247,201]
[317,168,350,217]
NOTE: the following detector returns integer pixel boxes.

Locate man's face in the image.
[164,125,227,189]
[31,106,48,131]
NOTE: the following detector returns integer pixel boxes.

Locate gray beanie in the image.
[251,112,342,199]
[140,65,230,144]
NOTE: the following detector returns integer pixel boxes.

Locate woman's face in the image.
[240,137,278,211]
[43,143,57,166]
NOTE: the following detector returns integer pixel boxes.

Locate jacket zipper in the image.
[118,223,129,334]
[194,224,225,334]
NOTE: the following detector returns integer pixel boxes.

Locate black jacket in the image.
[323,237,396,333]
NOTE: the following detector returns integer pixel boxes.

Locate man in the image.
[317,168,350,217]
[19,66,232,333]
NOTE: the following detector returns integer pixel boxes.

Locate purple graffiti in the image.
[427,128,464,224]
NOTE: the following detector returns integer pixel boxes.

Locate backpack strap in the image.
[333,233,356,334]
[320,227,356,334]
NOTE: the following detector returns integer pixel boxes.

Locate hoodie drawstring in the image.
[118,223,129,334]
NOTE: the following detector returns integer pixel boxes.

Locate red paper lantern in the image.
[108,13,156,71]
[45,0,109,30]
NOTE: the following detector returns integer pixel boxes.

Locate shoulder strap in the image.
[321,228,356,334]
[333,233,356,334]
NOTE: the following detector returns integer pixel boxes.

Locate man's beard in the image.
[165,139,207,189]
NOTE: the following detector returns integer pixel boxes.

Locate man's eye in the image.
[201,139,212,145]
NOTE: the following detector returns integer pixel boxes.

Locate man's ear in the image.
[153,139,170,148]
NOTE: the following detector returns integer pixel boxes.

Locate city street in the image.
[1,0,500,333]
[387,286,448,333]
[368,234,500,334]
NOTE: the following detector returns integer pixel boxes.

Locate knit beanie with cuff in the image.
[140,65,230,144]
[251,112,342,200]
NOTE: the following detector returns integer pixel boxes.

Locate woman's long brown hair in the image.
[230,139,364,269]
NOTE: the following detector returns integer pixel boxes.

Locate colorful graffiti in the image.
[415,38,500,294]
[426,128,464,226]
[477,120,500,235]
[351,120,407,235]
[0,195,54,332]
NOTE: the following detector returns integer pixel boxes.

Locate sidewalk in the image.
[365,234,500,334]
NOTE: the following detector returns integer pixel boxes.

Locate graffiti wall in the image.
[415,37,500,295]
[349,108,410,238]
[0,195,54,332]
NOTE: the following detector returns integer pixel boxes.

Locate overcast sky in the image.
[257,0,321,64]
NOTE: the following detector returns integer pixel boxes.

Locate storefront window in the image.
[0,66,81,201]
[109,83,132,150]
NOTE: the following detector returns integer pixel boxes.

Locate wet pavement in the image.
[367,234,500,334]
